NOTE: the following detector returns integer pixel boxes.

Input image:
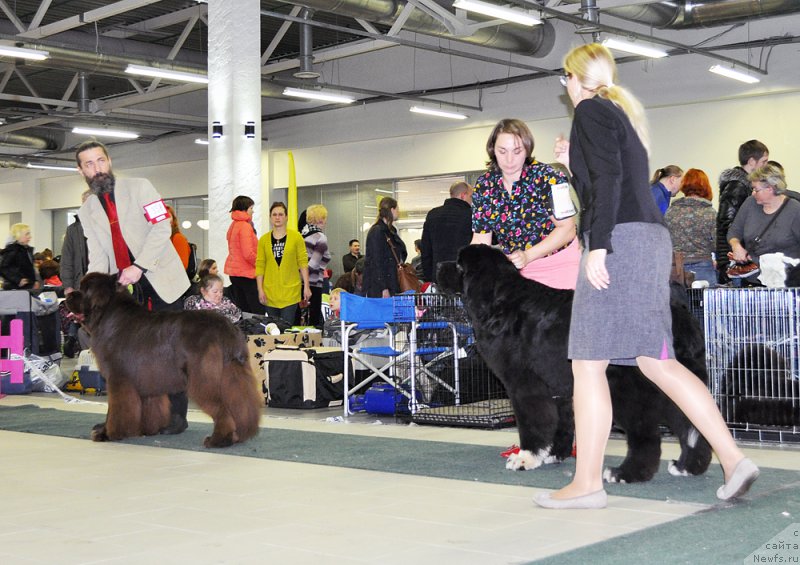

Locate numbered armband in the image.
[550,182,577,220]
[143,199,169,224]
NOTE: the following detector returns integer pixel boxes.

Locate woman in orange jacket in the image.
[224,195,264,314]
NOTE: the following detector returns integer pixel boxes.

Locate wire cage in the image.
[704,287,800,443]
[406,293,514,429]
[685,287,706,328]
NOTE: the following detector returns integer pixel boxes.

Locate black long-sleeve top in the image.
[568,97,663,253]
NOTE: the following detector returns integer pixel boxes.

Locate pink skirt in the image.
[519,238,580,290]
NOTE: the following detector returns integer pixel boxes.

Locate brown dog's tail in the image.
[223,357,264,443]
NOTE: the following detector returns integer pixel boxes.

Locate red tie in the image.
[102,193,132,271]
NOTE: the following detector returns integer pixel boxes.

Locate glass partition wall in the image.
[297,173,480,281]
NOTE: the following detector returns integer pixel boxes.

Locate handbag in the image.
[726,198,788,279]
[386,236,421,293]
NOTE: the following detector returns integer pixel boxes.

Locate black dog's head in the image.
[65,273,126,330]
[437,245,519,295]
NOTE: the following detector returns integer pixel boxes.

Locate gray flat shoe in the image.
[717,458,759,500]
[533,489,607,509]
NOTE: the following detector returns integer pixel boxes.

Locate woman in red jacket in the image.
[224,195,264,314]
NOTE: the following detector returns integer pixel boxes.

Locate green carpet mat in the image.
[0,404,796,510]
[3,404,798,564]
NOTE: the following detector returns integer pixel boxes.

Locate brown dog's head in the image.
[65,273,125,330]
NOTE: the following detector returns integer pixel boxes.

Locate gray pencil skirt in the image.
[568,222,675,366]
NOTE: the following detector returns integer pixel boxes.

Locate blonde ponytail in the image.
[564,44,650,154]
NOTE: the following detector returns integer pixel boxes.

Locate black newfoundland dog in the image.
[67,273,263,448]
[437,244,712,483]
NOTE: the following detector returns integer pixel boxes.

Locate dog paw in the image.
[667,461,690,477]
[506,450,535,470]
[602,467,627,484]
[506,448,553,470]
[204,434,234,448]
[90,424,109,442]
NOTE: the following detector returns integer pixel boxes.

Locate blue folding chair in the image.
[340,293,416,416]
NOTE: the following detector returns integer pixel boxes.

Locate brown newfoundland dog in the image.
[67,272,262,448]
[437,245,712,483]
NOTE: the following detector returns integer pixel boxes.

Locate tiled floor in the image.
[0,384,797,564]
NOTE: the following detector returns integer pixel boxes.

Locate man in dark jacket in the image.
[342,239,362,273]
[421,181,473,282]
[61,191,90,294]
[716,140,769,284]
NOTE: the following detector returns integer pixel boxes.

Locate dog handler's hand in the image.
[585,249,609,290]
[118,265,143,286]
[507,250,527,270]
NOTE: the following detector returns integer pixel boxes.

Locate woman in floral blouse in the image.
[184,274,242,324]
[471,118,580,289]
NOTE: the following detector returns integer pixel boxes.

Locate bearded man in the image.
[76,140,190,433]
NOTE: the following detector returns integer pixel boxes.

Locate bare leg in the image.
[550,359,611,499]
[636,357,746,481]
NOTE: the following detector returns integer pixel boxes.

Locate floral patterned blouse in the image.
[472,161,569,253]
[664,196,716,260]
[183,294,242,324]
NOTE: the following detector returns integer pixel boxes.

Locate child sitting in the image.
[328,287,343,319]
[184,274,242,324]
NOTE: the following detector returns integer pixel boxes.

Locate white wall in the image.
[2,88,798,250]
[269,89,800,210]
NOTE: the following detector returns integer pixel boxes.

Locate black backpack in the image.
[186,242,198,280]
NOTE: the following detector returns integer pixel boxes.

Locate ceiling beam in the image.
[261,8,556,75]
[28,0,53,31]
[0,0,26,33]
[262,6,303,65]
[0,116,61,134]
[147,14,201,93]
[55,71,79,112]
[548,0,666,13]
[518,0,765,74]
[17,0,163,39]
[99,83,205,111]
[102,4,208,39]
[0,92,77,107]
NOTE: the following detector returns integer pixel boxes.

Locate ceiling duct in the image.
[282,0,556,57]
[76,72,91,114]
[0,130,61,152]
[294,9,321,79]
[575,0,600,37]
[590,0,800,29]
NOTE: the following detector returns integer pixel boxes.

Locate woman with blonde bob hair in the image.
[302,204,331,326]
[1,223,39,290]
[538,43,757,510]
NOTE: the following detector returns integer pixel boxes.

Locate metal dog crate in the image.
[408,293,514,429]
[704,287,800,443]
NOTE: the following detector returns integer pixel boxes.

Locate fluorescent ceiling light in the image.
[125,64,208,84]
[194,138,209,145]
[0,45,49,61]
[27,163,74,171]
[709,64,760,84]
[452,0,542,27]
[602,38,668,59]
[72,126,139,139]
[410,106,468,120]
[282,87,355,104]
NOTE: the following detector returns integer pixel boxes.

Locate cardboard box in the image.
[247,332,322,377]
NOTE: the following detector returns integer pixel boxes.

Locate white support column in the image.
[207,0,262,271]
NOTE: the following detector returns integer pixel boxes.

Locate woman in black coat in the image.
[362,197,406,298]
[1,223,39,290]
